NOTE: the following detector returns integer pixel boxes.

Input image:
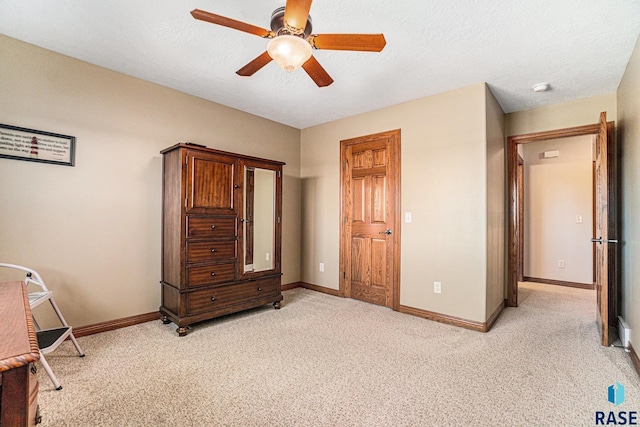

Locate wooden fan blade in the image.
[302,56,333,87]
[310,34,386,52]
[191,9,273,38]
[284,0,313,32]
[236,52,273,76]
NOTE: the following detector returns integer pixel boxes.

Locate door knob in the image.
[379,229,392,235]
[591,238,618,244]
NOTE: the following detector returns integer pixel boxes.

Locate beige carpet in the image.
[36,282,639,426]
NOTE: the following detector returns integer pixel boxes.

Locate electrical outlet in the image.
[558,260,565,268]
[434,281,442,294]
[319,263,324,272]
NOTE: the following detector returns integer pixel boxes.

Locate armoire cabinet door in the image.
[186,151,237,215]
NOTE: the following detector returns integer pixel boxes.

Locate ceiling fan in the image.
[190,0,386,87]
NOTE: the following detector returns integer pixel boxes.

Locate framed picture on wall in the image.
[0,124,76,166]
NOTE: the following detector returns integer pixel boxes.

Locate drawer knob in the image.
[211,248,216,253]
[211,225,216,230]
[258,287,262,291]
[211,272,216,276]
[211,296,216,301]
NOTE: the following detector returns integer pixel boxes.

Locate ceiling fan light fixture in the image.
[267,35,312,73]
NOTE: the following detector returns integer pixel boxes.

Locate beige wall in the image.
[485,86,506,318]
[506,93,617,137]
[0,35,301,327]
[301,83,497,323]
[4,28,633,338]
[523,136,594,284]
[618,35,640,352]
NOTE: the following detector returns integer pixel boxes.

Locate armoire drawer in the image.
[186,240,236,263]
[187,278,279,315]
[186,262,236,287]
[186,216,236,239]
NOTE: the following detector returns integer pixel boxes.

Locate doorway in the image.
[507,113,617,346]
[519,135,595,289]
[339,129,401,309]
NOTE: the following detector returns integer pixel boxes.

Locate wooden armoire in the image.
[160,143,284,336]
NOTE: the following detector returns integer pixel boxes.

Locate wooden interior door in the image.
[340,130,401,309]
[593,111,618,347]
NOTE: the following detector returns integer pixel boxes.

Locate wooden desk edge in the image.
[0,281,40,372]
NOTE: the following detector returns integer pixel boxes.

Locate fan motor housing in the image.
[270,6,313,37]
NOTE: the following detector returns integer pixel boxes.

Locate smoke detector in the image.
[532,83,550,92]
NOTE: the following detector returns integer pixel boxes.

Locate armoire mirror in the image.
[242,165,276,273]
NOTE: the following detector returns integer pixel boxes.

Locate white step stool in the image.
[0,263,85,390]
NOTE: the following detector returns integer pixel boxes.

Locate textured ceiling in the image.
[1,0,639,129]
